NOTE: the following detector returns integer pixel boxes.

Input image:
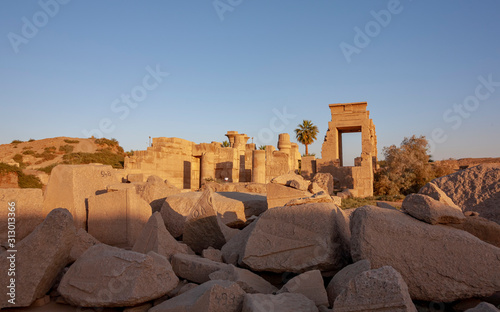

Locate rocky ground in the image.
[0,164,499,312]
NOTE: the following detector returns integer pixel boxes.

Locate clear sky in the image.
[1,0,499,164]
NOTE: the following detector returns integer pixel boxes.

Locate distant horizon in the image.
[1,1,499,163]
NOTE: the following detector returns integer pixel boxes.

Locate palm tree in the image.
[295,120,319,156]
[258,145,266,150]
[221,140,230,147]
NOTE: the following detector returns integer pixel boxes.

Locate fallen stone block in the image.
[278,269,328,307]
[285,191,334,206]
[209,264,278,294]
[266,183,312,209]
[350,205,500,302]
[312,173,334,195]
[333,266,417,312]
[132,212,194,260]
[171,253,228,284]
[464,302,500,312]
[326,259,371,307]
[447,214,500,248]
[216,192,268,218]
[58,244,178,307]
[150,280,246,312]
[43,164,120,229]
[202,246,224,263]
[271,173,310,191]
[69,228,100,262]
[135,175,181,213]
[418,182,461,209]
[401,193,465,225]
[309,182,326,194]
[242,293,318,312]
[0,208,76,308]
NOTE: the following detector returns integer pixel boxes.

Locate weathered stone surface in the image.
[267,183,311,209]
[331,196,342,207]
[278,270,328,307]
[171,253,228,284]
[127,173,145,183]
[123,302,153,312]
[350,205,500,302]
[333,266,417,312]
[326,259,371,307]
[447,214,500,248]
[217,192,268,218]
[150,280,246,312]
[285,192,334,206]
[465,302,500,312]
[182,188,238,253]
[222,203,350,273]
[209,264,278,294]
[271,173,310,191]
[135,175,181,213]
[309,182,326,194]
[161,190,246,238]
[202,246,224,263]
[43,164,120,229]
[87,188,151,247]
[242,293,319,312]
[132,212,193,260]
[202,181,267,194]
[430,164,500,224]
[59,244,178,307]
[0,188,44,245]
[313,173,334,195]
[401,193,465,225]
[418,182,460,209]
[0,208,76,308]
[69,228,100,262]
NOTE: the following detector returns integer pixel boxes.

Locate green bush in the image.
[59,144,74,154]
[94,138,119,147]
[341,197,377,209]
[11,140,23,144]
[44,146,57,152]
[37,163,60,174]
[22,150,36,155]
[64,139,80,144]
[63,150,124,169]
[13,154,24,165]
[28,138,35,142]
[0,163,43,189]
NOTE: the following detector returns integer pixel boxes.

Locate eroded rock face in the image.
[350,205,500,302]
[209,264,278,294]
[132,212,193,260]
[223,203,351,273]
[430,164,500,224]
[277,270,329,307]
[242,293,319,312]
[333,266,417,312]
[171,253,228,284]
[326,259,371,307]
[150,280,246,312]
[0,208,76,308]
[401,193,465,225]
[58,244,178,307]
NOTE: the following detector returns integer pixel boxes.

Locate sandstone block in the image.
[278,270,329,307]
[350,205,500,302]
[418,182,460,209]
[171,253,228,284]
[326,259,371,307]
[69,228,100,262]
[209,264,278,294]
[202,246,224,263]
[401,193,465,225]
[58,244,178,307]
[285,192,334,206]
[333,266,417,312]
[242,293,318,312]
[465,302,500,312]
[271,173,310,191]
[312,173,334,195]
[135,175,180,213]
[266,183,311,209]
[447,214,500,248]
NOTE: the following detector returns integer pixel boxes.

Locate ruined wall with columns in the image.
[124,131,301,189]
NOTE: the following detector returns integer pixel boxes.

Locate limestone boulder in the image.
[350,205,500,302]
[285,192,335,207]
[0,208,76,308]
[150,280,246,312]
[465,302,500,312]
[242,293,319,312]
[309,182,326,194]
[0,188,44,246]
[58,244,178,307]
[277,270,329,307]
[447,214,500,248]
[182,188,239,253]
[43,164,120,229]
[132,212,193,260]
[271,173,311,191]
[401,193,465,225]
[209,264,278,294]
[87,188,151,247]
[333,266,417,312]
[266,183,312,209]
[202,246,224,263]
[135,175,181,213]
[326,259,371,307]
[222,202,351,273]
[69,228,100,262]
[216,192,268,218]
[430,164,500,224]
[312,173,334,195]
[418,182,460,209]
[161,190,246,238]
[171,253,228,284]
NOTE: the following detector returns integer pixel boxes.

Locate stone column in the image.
[200,152,215,183]
[252,150,266,184]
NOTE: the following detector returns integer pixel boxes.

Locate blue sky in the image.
[1,0,499,164]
